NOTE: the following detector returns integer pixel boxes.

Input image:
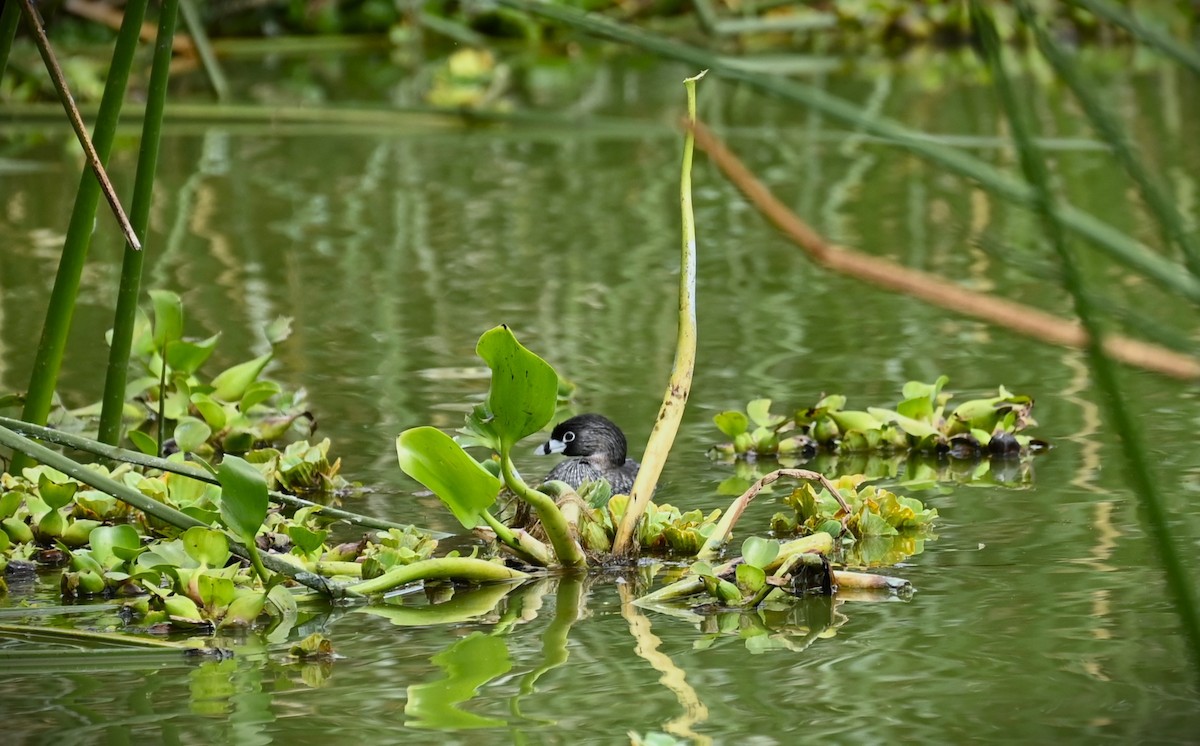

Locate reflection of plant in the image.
[711,377,1048,461]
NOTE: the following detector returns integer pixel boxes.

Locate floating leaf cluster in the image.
[770,475,938,567]
[711,377,1048,463]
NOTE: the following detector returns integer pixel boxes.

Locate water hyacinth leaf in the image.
[813,394,846,412]
[396,427,502,529]
[149,290,183,348]
[475,325,558,451]
[736,563,766,593]
[128,429,159,456]
[222,588,266,627]
[457,402,502,451]
[868,408,941,439]
[37,473,78,509]
[716,578,743,605]
[287,524,328,555]
[267,582,298,617]
[829,410,879,434]
[713,410,749,439]
[217,455,270,541]
[690,561,716,578]
[741,536,780,569]
[211,353,273,403]
[746,399,777,428]
[182,526,231,567]
[265,316,293,346]
[0,491,22,518]
[89,524,141,568]
[164,594,206,625]
[190,393,228,430]
[166,333,220,375]
[174,416,212,454]
[241,380,281,411]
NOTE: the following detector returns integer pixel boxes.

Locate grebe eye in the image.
[563,431,575,443]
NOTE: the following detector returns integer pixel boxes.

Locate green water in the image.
[2,50,1200,742]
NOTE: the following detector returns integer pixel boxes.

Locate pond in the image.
[2,47,1199,742]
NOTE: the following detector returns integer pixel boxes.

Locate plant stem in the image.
[971,0,1200,677]
[18,0,141,251]
[12,0,147,473]
[178,0,229,101]
[696,469,850,561]
[1018,2,1200,278]
[0,0,20,75]
[500,451,584,567]
[481,509,550,566]
[612,71,704,556]
[99,0,179,445]
[1068,0,1200,75]
[346,557,529,596]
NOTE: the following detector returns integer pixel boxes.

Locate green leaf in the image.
[868,408,941,439]
[829,410,880,434]
[181,526,231,567]
[128,430,159,456]
[736,563,766,593]
[174,416,212,454]
[396,427,503,529]
[216,455,269,542]
[196,572,236,612]
[715,578,743,605]
[287,524,328,555]
[713,411,749,439]
[164,594,205,625]
[265,316,293,346]
[37,473,78,509]
[221,589,266,627]
[90,525,142,569]
[475,325,558,452]
[690,561,715,578]
[190,393,228,430]
[166,334,220,375]
[149,290,183,349]
[740,536,780,569]
[746,399,775,428]
[211,353,272,403]
[240,380,281,411]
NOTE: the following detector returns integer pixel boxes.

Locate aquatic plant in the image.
[711,377,1048,462]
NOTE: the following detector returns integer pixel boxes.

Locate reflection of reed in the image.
[619,583,711,745]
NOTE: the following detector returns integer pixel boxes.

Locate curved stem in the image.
[346,557,529,596]
[499,451,584,567]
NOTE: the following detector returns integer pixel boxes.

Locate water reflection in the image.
[2,52,1200,742]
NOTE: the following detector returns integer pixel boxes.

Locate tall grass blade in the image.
[494,0,1200,304]
[1018,1,1200,277]
[12,0,148,472]
[0,0,19,75]
[178,0,229,101]
[971,0,1200,677]
[98,0,179,445]
[1070,0,1200,76]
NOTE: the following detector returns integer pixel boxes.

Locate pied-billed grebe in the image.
[534,413,640,495]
